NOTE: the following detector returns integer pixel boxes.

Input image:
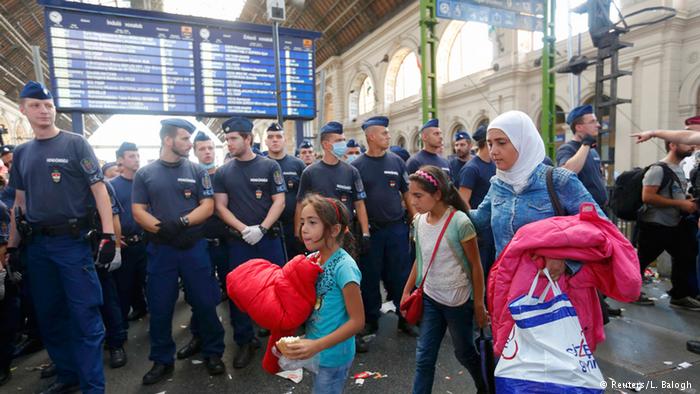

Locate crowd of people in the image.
[0,80,699,394]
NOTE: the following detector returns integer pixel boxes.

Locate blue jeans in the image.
[413,296,484,394]
[312,359,353,394]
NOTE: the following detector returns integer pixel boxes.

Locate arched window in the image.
[448,23,493,81]
[395,52,420,102]
[358,77,375,115]
[396,135,407,148]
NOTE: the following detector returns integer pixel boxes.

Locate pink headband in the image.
[415,170,439,188]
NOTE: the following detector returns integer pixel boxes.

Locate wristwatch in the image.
[179,216,190,227]
[259,225,269,235]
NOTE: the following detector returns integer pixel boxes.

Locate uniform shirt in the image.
[272,155,306,223]
[0,185,15,210]
[109,175,141,235]
[306,248,361,368]
[448,156,469,184]
[132,159,213,234]
[556,141,608,207]
[406,150,451,176]
[458,156,496,209]
[105,181,122,216]
[639,162,687,227]
[9,131,103,225]
[351,152,408,224]
[213,155,286,225]
[297,160,366,218]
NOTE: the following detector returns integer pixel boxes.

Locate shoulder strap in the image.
[546,167,565,216]
[418,209,457,290]
[655,162,682,191]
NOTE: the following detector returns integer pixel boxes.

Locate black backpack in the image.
[610,162,678,221]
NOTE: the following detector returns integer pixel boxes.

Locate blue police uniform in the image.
[352,148,412,325]
[95,182,127,353]
[406,150,450,176]
[448,131,471,184]
[0,199,19,380]
[213,152,286,345]
[272,155,306,258]
[132,156,224,365]
[297,160,366,219]
[109,174,148,323]
[10,121,106,392]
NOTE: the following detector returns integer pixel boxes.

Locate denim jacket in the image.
[470,163,605,259]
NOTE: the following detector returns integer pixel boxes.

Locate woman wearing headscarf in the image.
[469,110,604,278]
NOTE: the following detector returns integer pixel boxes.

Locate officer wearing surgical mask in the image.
[344,139,362,163]
[295,122,370,252]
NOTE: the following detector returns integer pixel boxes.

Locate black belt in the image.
[370,219,404,231]
[30,218,91,237]
[206,238,222,246]
[124,233,145,244]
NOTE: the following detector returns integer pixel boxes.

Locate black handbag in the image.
[475,327,496,394]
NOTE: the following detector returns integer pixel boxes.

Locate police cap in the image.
[19,81,52,100]
[161,118,196,134]
[566,105,594,126]
[222,116,253,134]
[361,116,389,131]
[320,121,343,135]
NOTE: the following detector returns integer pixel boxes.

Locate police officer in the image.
[6,81,116,394]
[390,145,411,162]
[345,139,362,163]
[96,181,127,369]
[295,121,370,253]
[298,140,315,166]
[352,116,419,352]
[448,130,472,184]
[406,119,451,176]
[110,142,148,323]
[214,116,286,368]
[132,118,225,384]
[177,131,230,361]
[264,123,306,259]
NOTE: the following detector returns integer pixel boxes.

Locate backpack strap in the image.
[654,162,682,195]
[546,167,565,216]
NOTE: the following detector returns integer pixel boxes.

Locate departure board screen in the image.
[42,2,319,119]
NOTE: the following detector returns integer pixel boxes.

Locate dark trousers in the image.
[190,239,229,338]
[26,233,105,394]
[282,220,301,260]
[412,296,484,394]
[226,234,285,345]
[637,220,698,299]
[112,241,147,325]
[360,222,411,324]
[96,269,127,349]
[0,280,20,370]
[146,240,224,364]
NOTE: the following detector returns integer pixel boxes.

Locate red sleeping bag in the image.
[227,254,322,373]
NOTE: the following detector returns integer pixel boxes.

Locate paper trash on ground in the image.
[276,368,303,384]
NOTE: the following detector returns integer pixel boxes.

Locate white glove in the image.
[242,225,264,245]
[107,249,122,272]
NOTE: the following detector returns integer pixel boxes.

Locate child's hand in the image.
[400,291,411,307]
[474,304,489,329]
[284,339,321,360]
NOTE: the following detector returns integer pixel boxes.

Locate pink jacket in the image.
[488,203,641,357]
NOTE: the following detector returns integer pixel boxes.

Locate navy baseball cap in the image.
[0,145,14,156]
[421,118,439,131]
[346,139,360,148]
[320,121,343,135]
[115,142,137,157]
[19,81,52,100]
[222,116,253,134]
[566,105,594,126]
[454,131,471,142]
[193,131,211,142]
[362,116,389,131]
[161,118,196,134]
[299,140,313,149]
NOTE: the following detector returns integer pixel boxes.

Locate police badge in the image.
[255,189,263,199]
[183,188,192,199]
[51,167,61,183]
[273,170,283,185]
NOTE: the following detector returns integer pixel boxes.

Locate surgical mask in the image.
[201,162,216,170]
[331,141,348,158]
[345,154,359,163]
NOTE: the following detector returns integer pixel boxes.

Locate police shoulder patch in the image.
[81,158,98,174]
[273,169,283,185]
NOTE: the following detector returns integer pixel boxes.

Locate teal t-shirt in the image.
[305,248,361,368]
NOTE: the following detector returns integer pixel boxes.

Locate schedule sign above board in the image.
[40,0,320,119]
[437,0,544,32]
